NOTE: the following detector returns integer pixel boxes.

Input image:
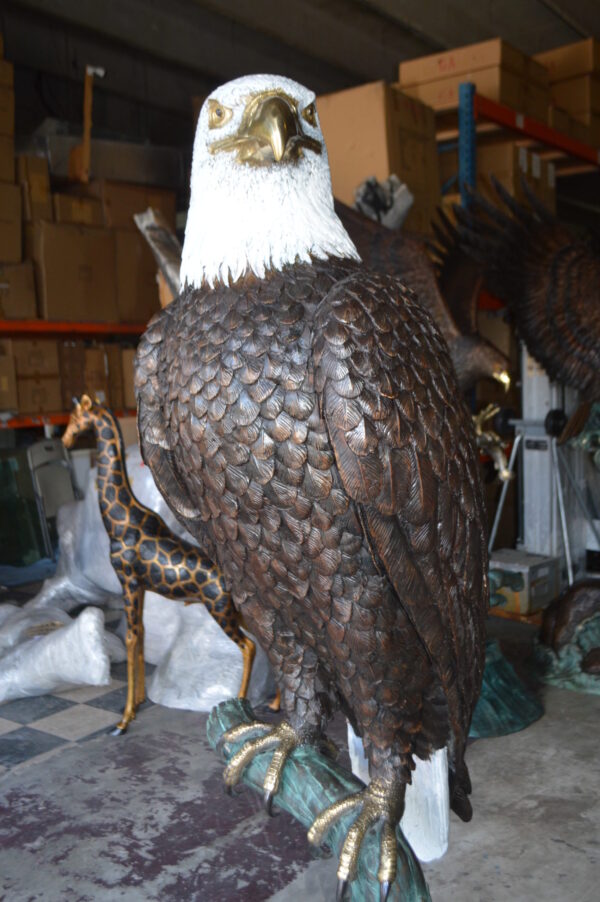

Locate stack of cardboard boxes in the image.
[0,336,137,416]
[438,142,556,213]
[317,81,441,235]
[535,38,600,147]
[19,172,176,323]
[398,38,550,122]
[0,32,177,417]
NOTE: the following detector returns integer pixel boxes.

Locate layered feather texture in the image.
[454,179,600,399]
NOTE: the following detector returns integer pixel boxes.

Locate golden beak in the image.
[247,95,298,162]
[493,370,511,392]
[209,92,321,165]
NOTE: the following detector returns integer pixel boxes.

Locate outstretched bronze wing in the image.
[455,179,600,399]
[314,270,489,772]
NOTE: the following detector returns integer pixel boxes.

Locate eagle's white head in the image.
[180,74,360,289]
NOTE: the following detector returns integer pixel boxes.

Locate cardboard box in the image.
[524,82,550,122]
[0,134,13,182]
[121,348,136,410]
[0,86,14,136]
[398,38,527,86]
[53,193,103,226]
[84,346,109,403]
[551,75,600,117]
[0,260,37,318]
[30,222,118,321]
[81,180,177,230]
[157,269,174,308]
[0,60,12,88]
[438,142,555,211]
[11,339,59,377]
[527,57,549,87]
[0,31,4,58]
[401,67,524,112]
[489,548,560,614]
[105,343,124,409]
[58,340,86,410]
[317,81,440,223]
[17,155,53,222]
[534,38,600,83]
[0,350,17,411]
[0,181,21,262]
[118,415,138,448]
[115,230,161,323]
[548,105,571,134]
[17,376,62,414]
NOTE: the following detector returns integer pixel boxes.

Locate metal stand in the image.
[488,421,595,589]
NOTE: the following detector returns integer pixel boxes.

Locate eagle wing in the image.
[335,200,461,345]
[455,179,600,398]
[134,304,203,524]
[314,270,488,754]
[429,207,484,336]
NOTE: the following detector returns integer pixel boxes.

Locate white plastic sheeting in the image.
[144,593,275,709]
[0,606,125,704]
[20,445,274,710]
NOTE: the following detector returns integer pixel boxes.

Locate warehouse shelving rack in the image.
[0,319,146,430]
[442,81,600,207]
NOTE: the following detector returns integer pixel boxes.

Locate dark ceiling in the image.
[2,0,600,147]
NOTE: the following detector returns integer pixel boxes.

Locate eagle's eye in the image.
[302,103,317,127]
[207,99,233,129]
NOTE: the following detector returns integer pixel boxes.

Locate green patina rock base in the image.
[533,613,600,695]
[469,640,543,739]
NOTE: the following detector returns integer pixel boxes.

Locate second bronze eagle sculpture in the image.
[135,74,488,899]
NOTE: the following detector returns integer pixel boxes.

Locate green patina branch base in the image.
[207,698,431,902]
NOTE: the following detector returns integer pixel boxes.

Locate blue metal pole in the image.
[458,81,476,207]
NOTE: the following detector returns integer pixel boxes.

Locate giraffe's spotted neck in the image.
[91,409,135,522]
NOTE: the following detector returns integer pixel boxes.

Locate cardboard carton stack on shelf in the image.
[438,141,556,213]
[317,81,441,235]
[396,39,562,214]
[397,38,550,122]
[534,38,600,147]
[0,30,176,418]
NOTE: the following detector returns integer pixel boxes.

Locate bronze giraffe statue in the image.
[62,394,256,734]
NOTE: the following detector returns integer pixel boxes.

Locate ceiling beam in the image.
[361,0,489,50]
[6,0,358,94]
[194,0,435,81]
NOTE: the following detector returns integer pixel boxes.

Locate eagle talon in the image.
[308,779,404,897]
[263,787,280,817]
[222,719,304,809]
[336,878,349,901]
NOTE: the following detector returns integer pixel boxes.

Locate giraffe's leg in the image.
[237,634,256,699]
[112,584,144,735]
[268,688,281,712]
[134,591,146,707]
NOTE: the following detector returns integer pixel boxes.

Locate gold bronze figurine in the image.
[63,395,255,734]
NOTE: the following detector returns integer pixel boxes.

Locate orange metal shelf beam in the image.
[1,408,137,430]
[0,320,146,337]
[473,93,600,166]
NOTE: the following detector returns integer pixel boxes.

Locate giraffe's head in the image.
[62,395,100,449]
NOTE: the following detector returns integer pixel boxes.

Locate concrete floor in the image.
[1,624,599,901]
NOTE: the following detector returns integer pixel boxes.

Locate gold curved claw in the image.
[307,779,403,896]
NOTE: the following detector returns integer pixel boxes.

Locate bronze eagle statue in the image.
[453,179,600,400]
[334,200,511,394]
[135,74,489,899]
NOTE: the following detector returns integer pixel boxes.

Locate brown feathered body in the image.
[135,257,488,816]
[455,183,600,399]
[335,201,509,392]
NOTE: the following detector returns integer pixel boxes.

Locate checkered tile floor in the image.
[0,606,155,776]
